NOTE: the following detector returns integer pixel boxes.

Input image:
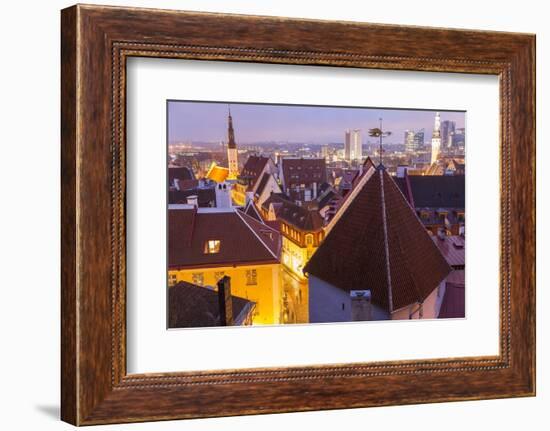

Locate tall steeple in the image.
[226,105,239,179]
[227,105,236,150]
[430,112,441,165]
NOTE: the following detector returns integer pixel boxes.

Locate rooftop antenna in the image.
[368,117,392,166]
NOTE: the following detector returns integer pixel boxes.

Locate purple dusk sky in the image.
[168,100,466,145]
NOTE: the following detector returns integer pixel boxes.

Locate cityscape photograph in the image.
[167,101,466,329]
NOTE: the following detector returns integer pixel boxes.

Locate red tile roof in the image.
[254,172,272,197]
[169,208,281,269]
[260,193,323,231]
[168,281,255,328]
[394,175,465,208]
[278,201,324,232]
[304,165,452,312]
[431,235,465,268]
[168,166,194,185]
[439,270,465,318]
[240,156,270,183]
[240,200,263,223]
[281,158,327,188]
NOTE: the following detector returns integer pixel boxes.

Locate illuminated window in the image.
[246,269,258,286]
[305,234,313,246]
[168,273,177,287]
[192,273,204,286]
[204,239,221,254]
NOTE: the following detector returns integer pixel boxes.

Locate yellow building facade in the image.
[169,263,281,325]
[231,182,248,207]
[280,222,324,280]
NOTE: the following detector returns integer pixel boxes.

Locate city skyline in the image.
[168,100,465,145]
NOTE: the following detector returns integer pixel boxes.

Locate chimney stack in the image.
[217,276,234,326]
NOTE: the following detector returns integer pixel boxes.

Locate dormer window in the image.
[204,240,221,254]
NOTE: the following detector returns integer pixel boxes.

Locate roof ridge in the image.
[235,209,279,260]
[243,200,264,222]
[379,169,394,313]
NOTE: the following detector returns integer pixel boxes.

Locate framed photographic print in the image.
[61,4,536,425]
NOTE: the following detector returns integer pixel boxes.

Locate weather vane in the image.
[368,117,392,165]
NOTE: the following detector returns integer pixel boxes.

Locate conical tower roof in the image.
[304,165,451,312]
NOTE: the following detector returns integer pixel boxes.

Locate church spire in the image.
[226,104,239,179]
[227,105,236,149]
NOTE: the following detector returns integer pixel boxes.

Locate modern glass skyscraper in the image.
[351,129,362,161]
[344,129,351,161]
[441,120,456,148]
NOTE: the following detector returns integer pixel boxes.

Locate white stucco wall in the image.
[309,276,446,322]
[308,275,390,323]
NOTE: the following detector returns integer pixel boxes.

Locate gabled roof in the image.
[394,175,465,208]
[206,163,229,183]
[304,165,451,312]
[168,188,216,207]
[169,208,281,269]
[255,171,281,197]
[168,166,194,185]
[317,188,340,210]
[260,192,323,231]
[240,156,270,182]
[281,157,327,185]
[240,200,263,223]
[168,281,255,328]
[277,200,324,232]
[255,172,271,196]
[260,192,292,212]
[431,235,465,268]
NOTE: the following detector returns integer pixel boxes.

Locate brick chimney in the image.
[217,276,234,326]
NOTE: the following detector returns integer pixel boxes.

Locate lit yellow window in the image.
[192,273,204,286]
[204,240,221,254]
[246,269,258,286]
[214,271,225,283]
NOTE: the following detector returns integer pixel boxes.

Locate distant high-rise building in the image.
[351,129,362,161]
[321,144,329,160]
[404,130,416,153]
[414,129,425,149]
[431,112,442,165]
[441,120,456,148]
[226,107,239,179]
[450,127,466,148]
[405,129,425,154]
[344,130,351,161]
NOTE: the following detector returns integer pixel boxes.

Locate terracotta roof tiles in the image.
[304,165,451,312]
[168,281,255,328]
[169,208,281,269]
